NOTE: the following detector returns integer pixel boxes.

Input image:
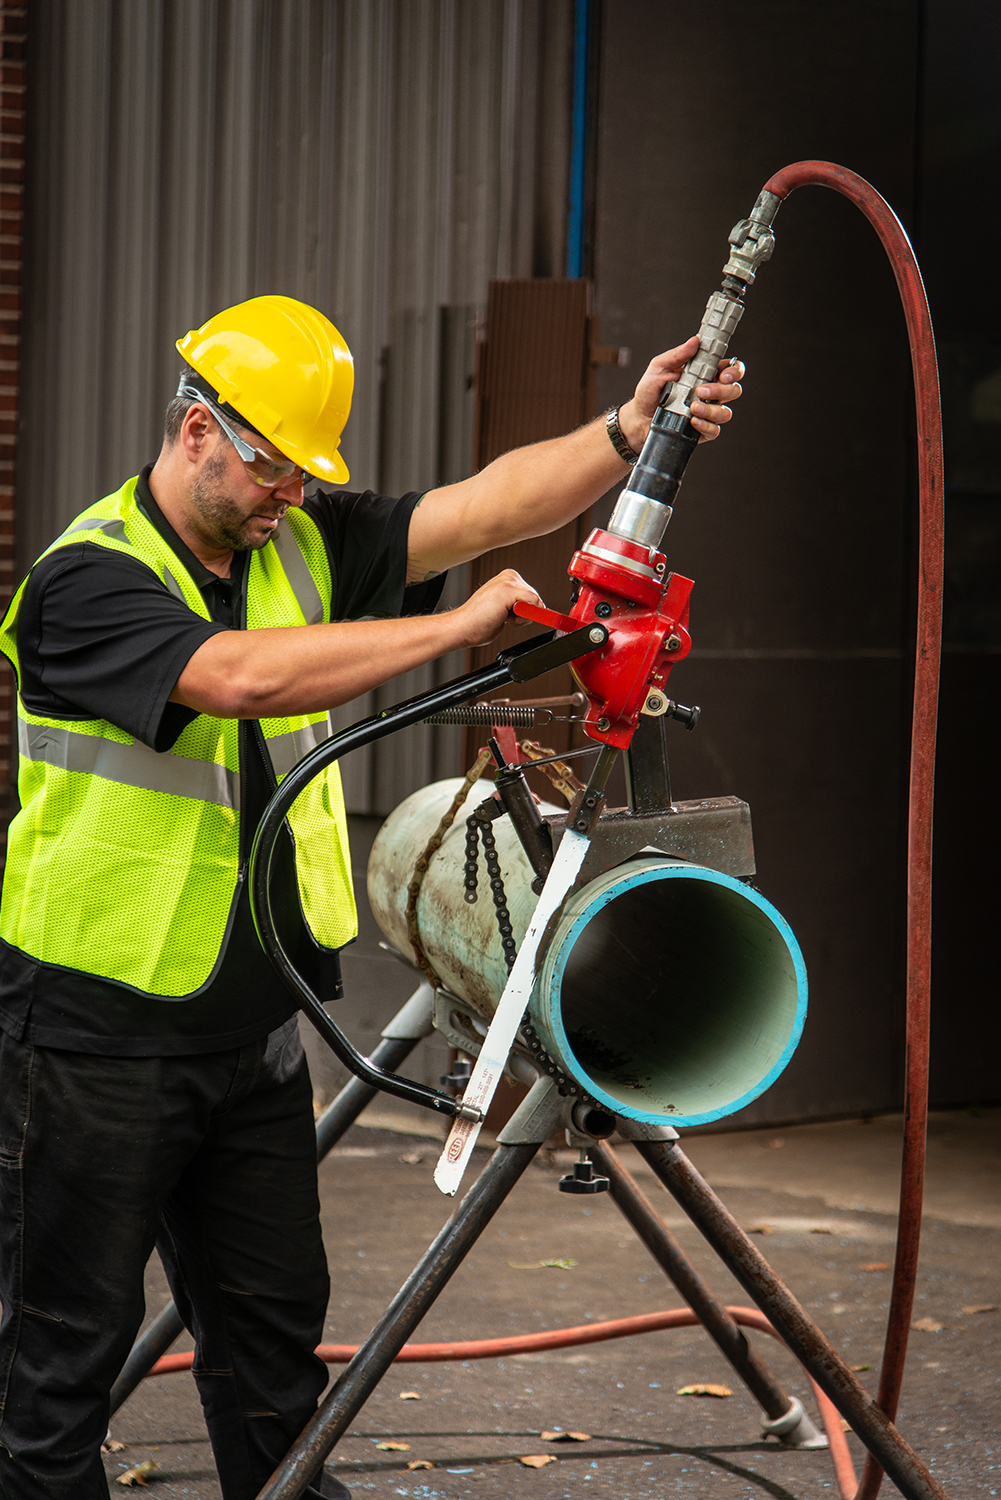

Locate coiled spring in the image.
[423,704,547,727]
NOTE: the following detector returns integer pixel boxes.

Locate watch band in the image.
[605,406,639,465]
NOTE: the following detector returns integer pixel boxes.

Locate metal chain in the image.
[463,814,482,906]
[407,746,493,988]
[481,816,518,972]
[464,811,518,972]
[464,807,581,1100]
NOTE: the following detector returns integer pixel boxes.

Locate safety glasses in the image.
[178,384,307,489]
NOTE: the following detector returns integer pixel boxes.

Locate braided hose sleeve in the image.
[762,161,944,1500]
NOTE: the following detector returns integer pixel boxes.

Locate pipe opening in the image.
[541,861,806,1125]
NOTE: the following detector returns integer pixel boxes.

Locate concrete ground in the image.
[105,1117,1001,1499]
[102,816,1000,1497]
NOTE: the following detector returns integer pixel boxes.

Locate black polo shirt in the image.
[0,466,443,1055]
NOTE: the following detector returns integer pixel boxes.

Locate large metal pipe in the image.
[368,779,807,1127]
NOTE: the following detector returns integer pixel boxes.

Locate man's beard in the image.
[190,449,285,552]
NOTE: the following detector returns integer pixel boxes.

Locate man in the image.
[0,295,742,1498]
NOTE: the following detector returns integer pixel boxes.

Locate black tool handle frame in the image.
[249,625,607,1119]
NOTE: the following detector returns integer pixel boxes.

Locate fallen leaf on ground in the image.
[407,1460,434,1471]
[508,1258,577,1270]
[541,1430,591,1443]
[400,1153,423,1165]
[862,1262,889,1272]
[375,1441,411,1451]
[746,1224,774,1235]
[911,1317,944,1333]
[851,1364,871,1372]
[677,1383,732,1398]
[102,1437,126,1454]
[116,1461,158,1487]
[520,1454,557,1467]
[399,1390,422,1400]
[962,1304,997,1315]
[810,1226,833,1235]
[841,1418,852,1432]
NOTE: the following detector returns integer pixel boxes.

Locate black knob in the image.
[558,1159,610,1195]
[440,1058,473,1093]
[666,699,700,731]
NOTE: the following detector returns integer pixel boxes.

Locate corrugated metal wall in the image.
[19,0,570,811]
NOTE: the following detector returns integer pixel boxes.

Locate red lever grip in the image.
[512,600,580,634]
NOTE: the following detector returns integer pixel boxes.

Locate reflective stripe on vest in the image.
[266,718,332,779]
[18,720,240,809]
[270,521,324,625]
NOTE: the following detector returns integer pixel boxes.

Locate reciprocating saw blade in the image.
[432,824,590,1196]
[434,740,619,1196]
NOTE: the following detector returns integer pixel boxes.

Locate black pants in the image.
[0,1020,332,1499]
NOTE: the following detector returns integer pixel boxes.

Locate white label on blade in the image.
[433,829,589,1196]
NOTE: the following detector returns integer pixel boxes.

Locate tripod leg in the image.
[590,1142,825,1447]
[110,989,434,1417]
[314,982,436,1159]
[256,1142,540,1500]
[637,1138,948,1500]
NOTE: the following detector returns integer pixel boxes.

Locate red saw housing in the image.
[515,526,693,750]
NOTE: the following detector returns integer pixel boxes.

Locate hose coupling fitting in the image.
[722,188,783,286]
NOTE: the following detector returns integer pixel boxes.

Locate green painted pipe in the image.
[367,778,807,1126]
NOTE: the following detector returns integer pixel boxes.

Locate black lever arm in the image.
[249,623,607,1119]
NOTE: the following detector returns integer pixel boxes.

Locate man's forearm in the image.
[170,611,471,720]
[169,566,542,720]
[452,414,624,547]
[408,413,625,579]
[404,338,743,579]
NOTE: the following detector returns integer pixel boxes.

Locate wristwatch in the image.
[605,406,639,465]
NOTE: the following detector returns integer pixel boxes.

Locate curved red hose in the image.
[139,164,939,1500]
[144,1303,853,1480]
[762,162,944,1500]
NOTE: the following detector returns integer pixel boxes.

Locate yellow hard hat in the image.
[176,295,354,484]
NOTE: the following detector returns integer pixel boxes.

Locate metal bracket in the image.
[549,795,756,886]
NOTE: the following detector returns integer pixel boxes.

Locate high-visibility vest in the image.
[0,477,356,998]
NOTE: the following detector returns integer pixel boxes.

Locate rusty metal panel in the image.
[475,278,591,466]
[18,0,572,812]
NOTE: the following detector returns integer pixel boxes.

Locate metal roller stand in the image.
[109,984,437,1417]
[256,1076,833,1499]
[636,1137,948,1500]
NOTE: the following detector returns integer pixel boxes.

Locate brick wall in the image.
[0,0,23,833]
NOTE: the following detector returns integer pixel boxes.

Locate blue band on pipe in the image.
[538,862,809,1126]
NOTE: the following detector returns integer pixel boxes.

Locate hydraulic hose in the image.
[139,1304,850,1473]
[760,162,943,1500]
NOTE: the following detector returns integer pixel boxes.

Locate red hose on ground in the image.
[145,1304,854,1480]
[761,162,944,1500]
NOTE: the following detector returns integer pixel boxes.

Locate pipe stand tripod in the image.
[257,1072,942,1500]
